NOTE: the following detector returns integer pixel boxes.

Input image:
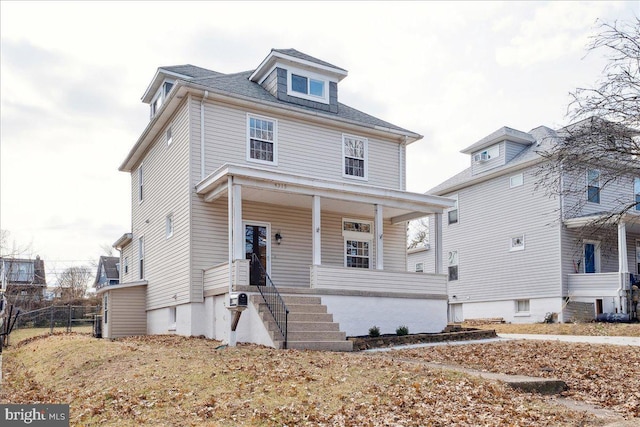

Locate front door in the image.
[584,241,600,274]
[244,223,269,286]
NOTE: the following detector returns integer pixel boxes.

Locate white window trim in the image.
[634,177,640,211]
[510,173,524,188]
[166,213,174,239]
[169,306,177,331]
[286,65,330,104]
[510,235,525,252]
[586,169,601,204]
[246,113,278,166]
[447,194,459,225]
[166,125,173,147]
[138,236,145,280]
[448,250,458,281]
[415,262,424,273]
[103,294,108,324]
[138,164,144,204]
[342,218,373,269]
[515,299,530,316]
[342,134,368,181]
[124,256,129,275]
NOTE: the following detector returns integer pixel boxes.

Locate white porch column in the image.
[312,195,321,265]
[618,221,629,314]
[375,204,383,270]
[232,183,243,261]
[434,213,442,275]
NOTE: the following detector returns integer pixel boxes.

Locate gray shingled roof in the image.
[160,64,222,79]
[428,126,560,195]
[271,48,347,72]
[184,70,415,135]
[97,256,120,281]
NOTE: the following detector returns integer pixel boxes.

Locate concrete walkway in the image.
[497,333,640,346]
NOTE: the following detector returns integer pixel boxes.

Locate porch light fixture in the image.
[275,232,282,245]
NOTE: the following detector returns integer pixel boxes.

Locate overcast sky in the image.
[1,1,637,283]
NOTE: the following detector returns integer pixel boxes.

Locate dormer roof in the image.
[141,64,221,103]
[460,126,536,154]
[249,48,348,84]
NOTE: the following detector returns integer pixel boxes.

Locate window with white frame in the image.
[448,195,458,225]
[247,115,277,164]
[124,256,129,274]
[448,250,458,281]
[415,262,424,273]
[138,165,144,203]
[510,235,525,251]
[510,173,523,188]
[287,67,329,104]
[343,135,368,179]
[587,169,601,204]
[342,219,373,268]
[169,306,176,331]
[103,294,108,324]
[166,125,172,146]
[516,299,530,314]
[139,236,145,279]
[166,214,174,238]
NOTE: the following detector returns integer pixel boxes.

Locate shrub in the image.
[396,325,409,336]
[368,325,380,337]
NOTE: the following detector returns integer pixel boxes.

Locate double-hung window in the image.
[343,134,367,180]
[587,169,601,204]
[138,165,144,203]
[247,115,277,164]
[139,236,145,279]
[448,195,458,225]
[635,177,640,211]
[343,219,373,268]
[448,250,458,281]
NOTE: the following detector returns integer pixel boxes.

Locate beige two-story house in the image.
[101,49,455,349]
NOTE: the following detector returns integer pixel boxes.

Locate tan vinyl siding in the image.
[131,99,191,311]
[107,286,147,338]
[194,97,402,189]
[443,166,562,302]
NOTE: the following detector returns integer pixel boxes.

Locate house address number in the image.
[274,183,287,189]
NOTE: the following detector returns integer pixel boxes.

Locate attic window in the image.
[473,145,499,163]
[287,67,329,104]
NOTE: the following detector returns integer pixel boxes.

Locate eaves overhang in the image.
[249,50,348,84]
[113,233,133,250]
[120,81,422,172]
[460,127,536,154]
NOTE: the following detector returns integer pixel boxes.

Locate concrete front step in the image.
[265,320,340,332]
[286,340,353,352]
[281,303,328,314]
[285,330,346,342]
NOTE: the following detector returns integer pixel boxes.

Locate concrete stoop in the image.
[252,294,353,352]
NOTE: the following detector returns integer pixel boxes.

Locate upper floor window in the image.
[343,134,368,180]
[510,235,525,251]
[247,115,277,164]
[124,256,129,274]
[415,262,424,273]
[587,169,600,204]
[287,67,329,104]
[150,80,175,119]
[166,125,173,146]
[473,145,499,163]
[448,195,458,225]
[139,236,145,280]
[166,214,174,238]
[635,177,640,211]
[138,165,144,203]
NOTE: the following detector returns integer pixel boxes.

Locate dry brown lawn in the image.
[465,321,640,337]
[1,328,638,426]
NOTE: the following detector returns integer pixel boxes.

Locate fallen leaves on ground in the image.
[0,333,632,426]
[392,340,640,418]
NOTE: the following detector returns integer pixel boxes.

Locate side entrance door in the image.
[244,222,270,286]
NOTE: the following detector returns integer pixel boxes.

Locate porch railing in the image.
[251,253,289,349]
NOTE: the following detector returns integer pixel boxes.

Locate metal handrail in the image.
[250,253,289,349]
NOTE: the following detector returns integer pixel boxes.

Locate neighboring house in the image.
[0,256,47,305]
[428,125,640,324]
[102,49,455,348]
[94,256,120,290]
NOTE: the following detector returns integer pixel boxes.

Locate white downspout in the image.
[617,221,629,315]
[399,136,408,190]
[200,91,209,181]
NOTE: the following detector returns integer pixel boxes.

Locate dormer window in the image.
[286,66,329,104]
[473,145,499,163]
[150,80,176,118]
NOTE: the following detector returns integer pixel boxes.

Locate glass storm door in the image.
[245,224,269,286]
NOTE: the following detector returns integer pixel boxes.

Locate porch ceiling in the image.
[196,164,455,222]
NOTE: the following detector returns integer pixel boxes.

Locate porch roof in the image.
[564,211,640,233]
[196,164,455,224]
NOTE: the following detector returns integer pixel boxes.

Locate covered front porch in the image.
[565,212,640,316]
[195,164,454,344]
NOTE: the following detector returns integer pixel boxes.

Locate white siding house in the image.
[428,125,640,323]
[100,49,455,350]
